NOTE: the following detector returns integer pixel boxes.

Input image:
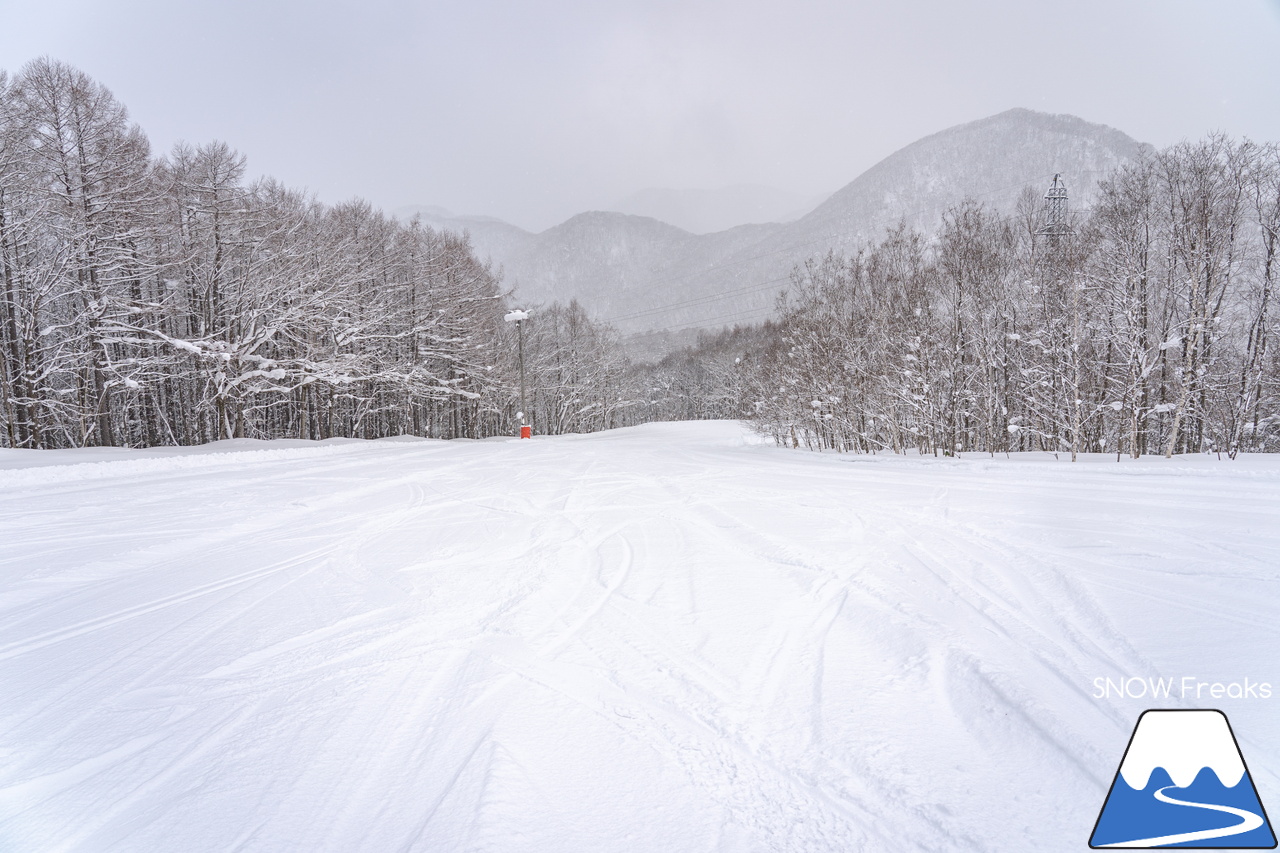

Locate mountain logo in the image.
[1090,709,1276,848]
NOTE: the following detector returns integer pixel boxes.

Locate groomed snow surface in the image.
[1,421,1278,852]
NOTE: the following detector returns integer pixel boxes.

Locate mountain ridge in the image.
[405,108,1150,335]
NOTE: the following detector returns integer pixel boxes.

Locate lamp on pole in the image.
[504,309,530,438]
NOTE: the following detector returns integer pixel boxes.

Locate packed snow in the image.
[1,421,1278,852]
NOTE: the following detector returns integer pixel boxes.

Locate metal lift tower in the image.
[1038,173,1070,247]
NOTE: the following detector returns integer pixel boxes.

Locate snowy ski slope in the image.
[1,421,1278,851]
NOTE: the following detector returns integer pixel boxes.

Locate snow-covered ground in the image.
[1,421,1277,852]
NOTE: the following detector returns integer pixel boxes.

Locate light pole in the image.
[504,309,530,438]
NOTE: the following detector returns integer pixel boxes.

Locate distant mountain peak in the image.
[608,184,826,235]
[551,209,692,235]
[799,107,1148,241]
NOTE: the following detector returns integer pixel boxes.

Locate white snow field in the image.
[1,420,1278,852]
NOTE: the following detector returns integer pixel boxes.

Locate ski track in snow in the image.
[1,421,1278,852]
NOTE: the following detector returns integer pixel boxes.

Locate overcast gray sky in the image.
[3,0,1279,231]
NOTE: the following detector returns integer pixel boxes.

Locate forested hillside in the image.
[741,138,1280,458]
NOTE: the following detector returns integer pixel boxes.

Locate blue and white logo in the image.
[1090,709,1276,848]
